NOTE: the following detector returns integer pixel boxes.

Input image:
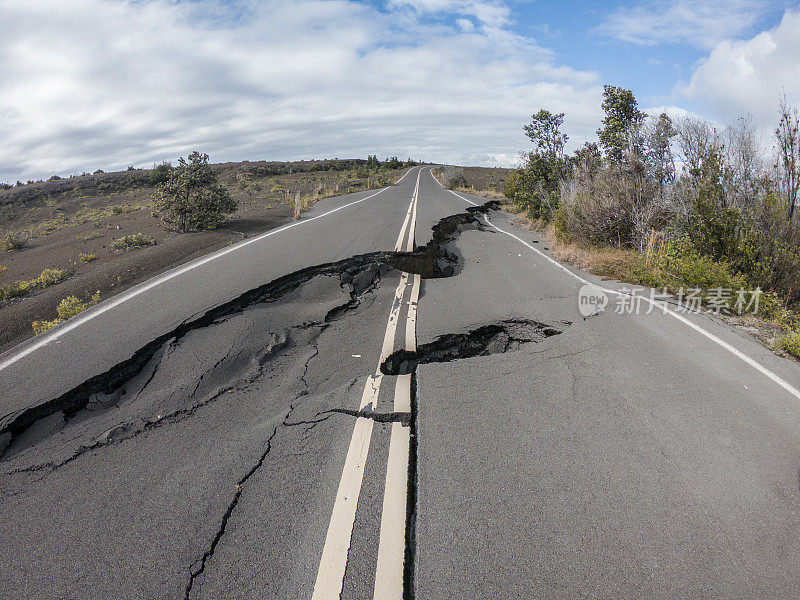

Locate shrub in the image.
[149,161,172,185]
[1,233,29,251]
[79,252,96,263]
[0,267,68,301]
[48,174,62,181]
[776,330,800,359]
[154,151,236,232]
[111,233,156,249]
[0,265,6,276]
[0,182,12,190]
[32,291,100,334]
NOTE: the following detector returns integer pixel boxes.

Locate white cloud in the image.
[596,0,774,50]
[681,7,800,128]
[0,0,603,182]
[386,0,511,28]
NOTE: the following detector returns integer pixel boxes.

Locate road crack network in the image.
[0,200,500,461]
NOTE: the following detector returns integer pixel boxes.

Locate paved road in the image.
[2,166,800,599]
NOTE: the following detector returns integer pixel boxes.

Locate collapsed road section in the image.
[0,192,573,599]
[0,200,500,465]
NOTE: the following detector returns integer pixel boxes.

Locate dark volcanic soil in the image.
[0,206,293,352]
[0,159,407,353]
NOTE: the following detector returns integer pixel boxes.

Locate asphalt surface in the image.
[2,166,800,599]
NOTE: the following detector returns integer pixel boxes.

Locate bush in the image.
[154,151,236,232]
[149,161,172,185]
[0,267,68,301]
[111,233,156,249]
[441,166,467,190]
[32,291,100,334]
[0,233,29,251]
[504,154,566,221]
[776,330,800,359]
[79,252,96,263]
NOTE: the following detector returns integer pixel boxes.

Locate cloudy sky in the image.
[1,0,799,183]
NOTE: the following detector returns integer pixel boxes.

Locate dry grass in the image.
[454,186,505,201]
[110,233,156,249]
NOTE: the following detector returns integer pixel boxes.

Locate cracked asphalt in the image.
[2,167,800,599]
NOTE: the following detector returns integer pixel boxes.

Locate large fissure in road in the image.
[0,200,500,459]
[0,198,568,600]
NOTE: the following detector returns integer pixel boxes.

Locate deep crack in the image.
[0,200,499,459]
[380,319,562,376]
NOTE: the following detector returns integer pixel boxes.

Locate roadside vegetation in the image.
[434,165,506,200]
[32,291,101,334]
[0,267,68,302]
[154,151,237,232]
[110,233,156,249]
[494,86,800,359]
[252,155,415,217]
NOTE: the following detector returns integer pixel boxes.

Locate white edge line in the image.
[438,175,800,403]
[0,170,419,372]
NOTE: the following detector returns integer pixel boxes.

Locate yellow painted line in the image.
[372,279,421,597]
[372,422,411,599]
[312,181,418,600]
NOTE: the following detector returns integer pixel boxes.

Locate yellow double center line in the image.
[312,170,421,600]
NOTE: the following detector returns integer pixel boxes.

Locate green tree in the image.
[689,148,740,260]
[570,142,602,175]
[523,109,568,157]
[597,85,646,162]
[155,151,236,232]
[504,152,565,220]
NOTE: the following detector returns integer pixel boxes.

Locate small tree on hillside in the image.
[155,151,236,232]
[597,85,646,162]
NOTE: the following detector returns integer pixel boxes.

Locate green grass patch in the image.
[776,330,800,360]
